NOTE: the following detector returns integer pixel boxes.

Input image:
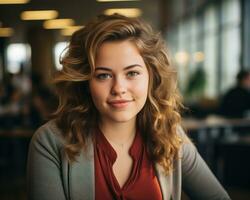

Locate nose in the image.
[111,77,127,96]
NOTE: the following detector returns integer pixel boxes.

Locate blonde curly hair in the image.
[54,14,183,174]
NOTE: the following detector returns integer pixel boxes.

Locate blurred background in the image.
[0,0,250,199]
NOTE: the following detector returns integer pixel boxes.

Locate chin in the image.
[108,114,136,123]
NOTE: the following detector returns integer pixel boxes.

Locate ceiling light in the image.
[43,19,74,29]
[97,0,140,2]
[0,0,29,4]
[61,26,84,36]
[175,51,189,65]
[193,51,205,62]
[0,28,14,37]
[21,10,58,20]
[104,8,142,17]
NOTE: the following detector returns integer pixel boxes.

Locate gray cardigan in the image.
[27,120,231,200]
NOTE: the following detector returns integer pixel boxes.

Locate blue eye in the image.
[127,71,140,77]
[96,73,112,80]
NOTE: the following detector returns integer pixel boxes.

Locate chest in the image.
[112,151,133,188]
[94,145,163,200]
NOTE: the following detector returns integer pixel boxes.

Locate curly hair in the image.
[54,14,183,174]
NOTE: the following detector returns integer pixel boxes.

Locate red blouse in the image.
[94,129,163,200]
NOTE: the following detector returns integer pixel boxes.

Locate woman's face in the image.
[89,40,149,124]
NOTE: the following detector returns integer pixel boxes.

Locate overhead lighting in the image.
[193,51,205,62]
[0,0,29,4]
[43,19,74,29]
[175,51,189,65]
[0,27,14,37]
[97,0,140,2]
[104,8,142,17]
[61,26,84,36]
[21,10,58,20]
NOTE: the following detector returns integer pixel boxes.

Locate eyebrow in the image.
[95,64,143,71]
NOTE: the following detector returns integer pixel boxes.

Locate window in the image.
[204,5,219,98]
[166,0,241,99]
[220,0,241,92]
[6,43,31,74]
[54,42,68,70]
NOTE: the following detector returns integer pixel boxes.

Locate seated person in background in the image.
[219,70,250,118]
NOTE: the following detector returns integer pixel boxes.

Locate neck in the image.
[98,118,136,144]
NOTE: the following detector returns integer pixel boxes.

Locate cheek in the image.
[133,77,149,98]
[89,81,110,107]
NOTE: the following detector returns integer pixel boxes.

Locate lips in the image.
[108,99,133,108]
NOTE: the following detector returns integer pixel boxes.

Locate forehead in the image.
[95,40,145,68]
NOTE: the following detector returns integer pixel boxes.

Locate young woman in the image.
[27,14,230,200]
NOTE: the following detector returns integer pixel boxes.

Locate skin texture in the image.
[89,40,149,187]
[89,40,149,126]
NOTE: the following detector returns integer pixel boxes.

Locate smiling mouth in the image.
[108,100,133,108]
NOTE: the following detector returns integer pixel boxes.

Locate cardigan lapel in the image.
[68,140,175,200]
[69,141,95,200]
[156,164,173,200]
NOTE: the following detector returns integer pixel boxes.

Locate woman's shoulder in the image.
[176,125,192,145]
[175,125,206,173]
[30,119,65,153]
[175,125,196,159]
